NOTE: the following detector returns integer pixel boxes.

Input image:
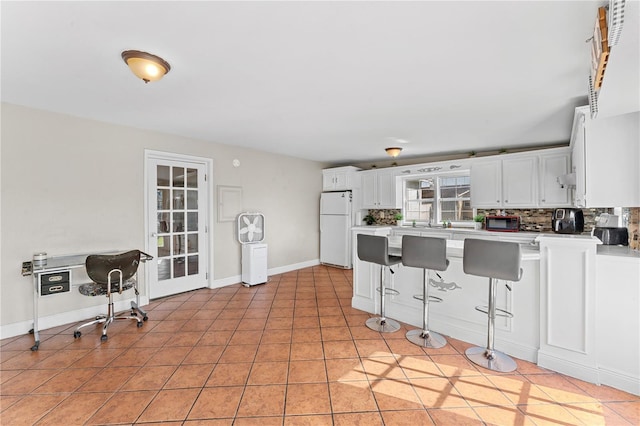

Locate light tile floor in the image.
[1,266,638,425]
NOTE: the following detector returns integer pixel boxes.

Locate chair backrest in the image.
[463,238,522,281]
[357,234,401,266]
[402,235,449,271]
[85,250,141,285]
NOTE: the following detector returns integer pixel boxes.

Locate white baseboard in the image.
[538,351,599,384]
[268,259,320,276]
[211,275,242,289]
[598,368,640,396]
[0,298,142,341]
[211,259,321,289]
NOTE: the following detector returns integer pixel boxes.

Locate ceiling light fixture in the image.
[121,50,171,83]
[385,147,403,157]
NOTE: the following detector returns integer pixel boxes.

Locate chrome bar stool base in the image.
[406,329,446,348]
[465,346,517,373]
[366,317,401,333]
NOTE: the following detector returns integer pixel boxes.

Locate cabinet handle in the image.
[541,199,546,202]
[505,200,508,203]
[497,200,500,203]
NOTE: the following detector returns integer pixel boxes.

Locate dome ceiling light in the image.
[121,50,171,83]
[385,147,403,157]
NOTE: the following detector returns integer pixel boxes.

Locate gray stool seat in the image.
[402,235,450,348]
[463,238,522,372]
[357,234,402,333]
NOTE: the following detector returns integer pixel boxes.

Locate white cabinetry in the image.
[539,148,572,207]
[570,107,640,207]
[596,254,640,395]
[470,160,501,208]
[471,155,538,208]
[322,166,361,191]
[360,169,400,209]
[537,235,599,382]
[351,226,393,313]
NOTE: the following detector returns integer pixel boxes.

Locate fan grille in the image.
[237,212,266,244]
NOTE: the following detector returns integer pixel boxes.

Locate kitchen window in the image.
[403,173,473,225]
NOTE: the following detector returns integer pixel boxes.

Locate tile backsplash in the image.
[476,208,605,233]
[366,207,640,249]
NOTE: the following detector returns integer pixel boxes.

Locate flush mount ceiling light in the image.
[121,50,171,83]
[385,147,403,157]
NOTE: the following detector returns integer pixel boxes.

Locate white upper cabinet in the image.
[471,155,538,208]
[539,149,572,207]
[502,156,538,207]
[322,166,361,191]
[470,160,502,208]
[571,106,640,207]
[360,169,401,209]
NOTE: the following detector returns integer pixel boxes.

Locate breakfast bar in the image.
[352,225,541,362]
[352,225,640,395]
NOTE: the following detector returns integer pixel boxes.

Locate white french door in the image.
[145,151,211,299]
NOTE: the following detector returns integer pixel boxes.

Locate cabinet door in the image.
[333,171,350,190]
[502,156,538,207]
[377,170,399,208]
[572,116,587,208]
[360,172,378,209]
[322,171,335,191]
[470,160,501,208]
[539,152,571,207]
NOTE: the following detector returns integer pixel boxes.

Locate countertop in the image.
[352,225,638,259]
[596,245,640,258]
[386,235,540,260]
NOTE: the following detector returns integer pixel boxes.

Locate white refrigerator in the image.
[320,191,353,268]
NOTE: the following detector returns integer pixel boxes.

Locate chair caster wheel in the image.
[100,335,108,341]
[73,331,81,339]
[137,322,143,328]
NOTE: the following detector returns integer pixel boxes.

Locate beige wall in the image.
[0,103,326,328]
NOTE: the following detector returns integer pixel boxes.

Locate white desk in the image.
[21,251,152,350]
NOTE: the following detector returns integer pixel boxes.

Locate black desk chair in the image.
[73,250,149,341]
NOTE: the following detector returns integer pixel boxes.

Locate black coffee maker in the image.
[551,208,584,234]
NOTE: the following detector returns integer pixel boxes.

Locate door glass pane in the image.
[157,166,170,186]
[173,212,184,232]
[188,255,199,275]
[157,189,170,210]
[174,257,185,277]
[173,167,184,187]
[173,190,185,209]
[157,213,170,233]
[152,159,207,296]
[187,234,198,253]
[158,236,171,257]
[187,190,198,209]
[187,168,198,188]
[187,212,198,232]
[158,258,171,281]
[173,235,185,255]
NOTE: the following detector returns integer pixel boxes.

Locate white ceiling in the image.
[0,1,614,164]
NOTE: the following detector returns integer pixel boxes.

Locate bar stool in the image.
[357,234,402,333]
[463,238,522,372]
[401,235,449,348]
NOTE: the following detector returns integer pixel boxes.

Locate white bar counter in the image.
[352,226,541,363]
[351,226,639,395]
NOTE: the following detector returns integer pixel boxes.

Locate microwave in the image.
[485,215,520,232]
